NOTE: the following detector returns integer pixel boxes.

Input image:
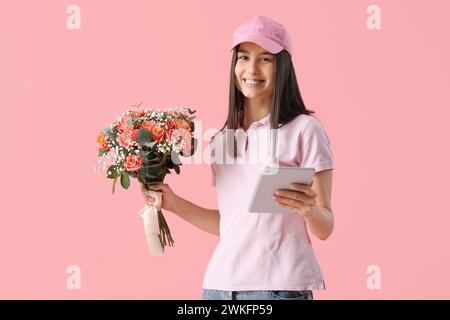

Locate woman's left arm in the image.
[273,169,334,240]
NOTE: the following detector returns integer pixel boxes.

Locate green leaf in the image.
[120,171,130,189]
[127,118,133,130]
[140,150,151,158]
[136,128,153,145]
[189,121,195,132]
[174,164,180,175]
[107,165,121,179]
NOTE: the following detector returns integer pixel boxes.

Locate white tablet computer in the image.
[248,166,315,214]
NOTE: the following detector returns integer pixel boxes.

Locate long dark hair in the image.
[212,45,315,159]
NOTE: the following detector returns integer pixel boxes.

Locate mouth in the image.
[243,78,265,86]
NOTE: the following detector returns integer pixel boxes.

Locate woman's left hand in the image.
[273,182,318,218]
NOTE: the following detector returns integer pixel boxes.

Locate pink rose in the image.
[142,120,156,132]
[124,154,142,171]
[151,126,166,142]
[118,130,133,148]
[117,116,130,133]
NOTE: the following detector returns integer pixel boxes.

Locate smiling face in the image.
[234,42,275,101]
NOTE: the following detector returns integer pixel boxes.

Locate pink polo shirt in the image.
[203,113,334,291]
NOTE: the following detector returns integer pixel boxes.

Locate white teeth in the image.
[245,79,264,84]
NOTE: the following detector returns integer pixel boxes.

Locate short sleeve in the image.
[300,117,334,172]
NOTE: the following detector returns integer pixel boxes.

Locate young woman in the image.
[141,15,334,300]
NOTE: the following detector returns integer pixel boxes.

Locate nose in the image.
[246,58,259,74]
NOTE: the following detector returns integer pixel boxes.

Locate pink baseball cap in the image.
[230,15,293,56]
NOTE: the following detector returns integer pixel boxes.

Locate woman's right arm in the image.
[171,196,220,236]
[140,183,220,236]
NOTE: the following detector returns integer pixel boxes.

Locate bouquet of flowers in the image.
[95,103,197,255]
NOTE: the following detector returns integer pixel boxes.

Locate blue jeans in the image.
[202,289,313,300]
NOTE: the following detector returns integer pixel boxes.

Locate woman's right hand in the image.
[140,183,179,212]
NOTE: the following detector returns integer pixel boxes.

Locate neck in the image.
[243,97,272,129]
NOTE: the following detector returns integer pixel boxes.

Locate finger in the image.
[288,183,316,197]
[274,195,304,207]
[141,184,153,193]
[274,199,296,212]
[275,200,313,217]
[275,189,303,200]
[148,183,161,190]
[277,193,316,207]
[155,183,170,191]
[275,190,313,204]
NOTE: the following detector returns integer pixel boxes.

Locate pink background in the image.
[1,0,449,299]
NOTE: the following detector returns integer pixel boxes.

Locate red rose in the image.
[131,128,140,142]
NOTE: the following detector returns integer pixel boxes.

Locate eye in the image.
[238,56,248,60]
[261,57,272,62]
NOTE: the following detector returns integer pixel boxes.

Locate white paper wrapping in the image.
[138,190,164,256]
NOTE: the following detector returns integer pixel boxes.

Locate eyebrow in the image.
[237,49,272,56]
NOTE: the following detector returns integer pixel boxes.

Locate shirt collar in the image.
[246,112,271,129]
[237,111,271,130]
[257,113,271,126]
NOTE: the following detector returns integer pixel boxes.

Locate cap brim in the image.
[230,34,284,54]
